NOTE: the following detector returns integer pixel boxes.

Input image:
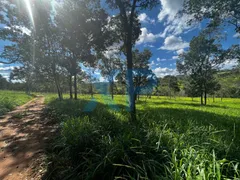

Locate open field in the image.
[43,94,240,179]
[0,91,33,116]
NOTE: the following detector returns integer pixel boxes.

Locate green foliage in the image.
[168,148,239,180]
[0,90,32,116]
[177,34,224,104]
[43,95,240,179]
[183,0,240,33]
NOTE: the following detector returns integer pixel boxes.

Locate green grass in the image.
[0,90,33,116]
[43,94,240,179]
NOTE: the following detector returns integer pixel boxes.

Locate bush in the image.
[0,97,16,115]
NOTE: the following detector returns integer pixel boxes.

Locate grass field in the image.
[43,94,240,179]
[0,90,33,116]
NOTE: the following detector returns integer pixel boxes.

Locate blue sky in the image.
[0,0,239,81]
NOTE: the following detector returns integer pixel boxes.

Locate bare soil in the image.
[0,96,57,180]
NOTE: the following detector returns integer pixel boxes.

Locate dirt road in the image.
[0,96,57,180]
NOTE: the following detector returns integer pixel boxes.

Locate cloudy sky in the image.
[0,0,239,81]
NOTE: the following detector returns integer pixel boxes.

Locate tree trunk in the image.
[26,80,30,95]
[212,95,215,103]
[201,92,203,105]
[54,76,63,100]
[126,55,136,122]
[204,90,207,105]
[91,83,93,98]
[134,92,137,102]
[69,75,73,99]
[116,0,137,122]
[56,85,62,100]
[111,81,114,100]
[74,74,77,100]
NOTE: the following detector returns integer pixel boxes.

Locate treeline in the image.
[154,69,240,100]
[2,67,239,101]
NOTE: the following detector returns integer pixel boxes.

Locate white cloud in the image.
[0,66,19,71]
[157,58,167,62]
[233,33,240,38]
[104,43,122,58]
[221,59,238,69]
[148,60,155,67]
[137,28,161,45]
[4,26,31,36]
[158,0,197,37]
[0,72,9,76]
[172,49,184,59]
[172,56,178,60]
[159,35,189,51]
[99,76,107,82]
[153,67,178,77]
[144,44,155,48]
[0,71,10,80]
[158,0,184,22]
[176,49,184,55]
[2,75,9,79]
[138,13,155,24]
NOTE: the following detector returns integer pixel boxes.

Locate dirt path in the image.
[0,96,57,180]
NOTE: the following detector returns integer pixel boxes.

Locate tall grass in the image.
[0,90,33,115]
[43,95,240,179]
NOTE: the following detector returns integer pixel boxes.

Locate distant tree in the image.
[177,34,224,105]
[216,70,240,99]
[161,75,180,99]
[99,55,122,99]
[85,69,98,98]
[183,78,201,101]
[228,45,240,68]
[0,74,9,89]
[106,0,159,121]
[209,83,221,102]
[116,49,158,101]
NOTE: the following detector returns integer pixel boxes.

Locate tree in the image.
[106,0,159,121]
[55,0,112,100]
[229,45,240,67]
[177,34,224,105]
[183,0,240,33]
[183,77,201,101]
[116,49,158,101]
[216,69,240,99]
[85,69,98,98]
[161,75,180,99]
[0,75,9,89]
[0,0,60,96]
[99,55,122,99]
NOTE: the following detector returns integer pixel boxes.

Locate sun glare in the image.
[24,0,34,27]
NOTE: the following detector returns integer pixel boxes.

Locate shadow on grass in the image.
[42,98,135,180]
[138,106,240,160]
[45,98,128,120]
[42,98,240,179]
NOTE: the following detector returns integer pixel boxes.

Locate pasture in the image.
[43,94,240,179]
[0,90,33,116]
